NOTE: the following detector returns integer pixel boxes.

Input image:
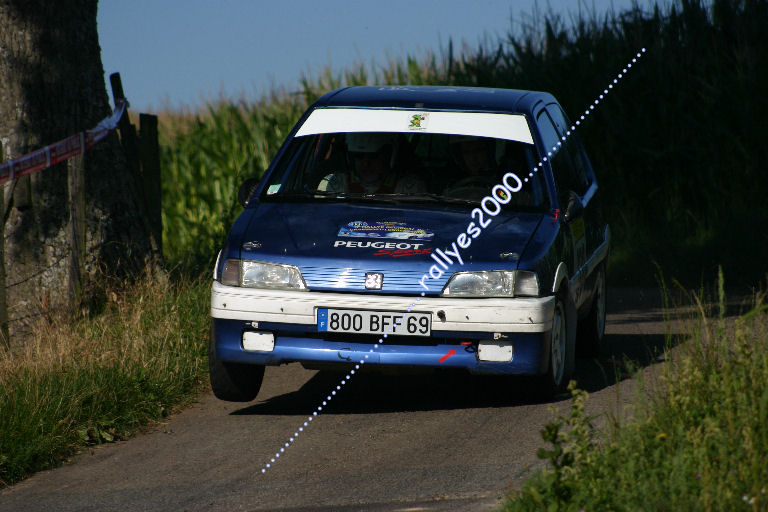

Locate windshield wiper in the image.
[269,190,392,203]
[301,187,342,196]
[267,190,480,205]
[266,190,349,201]
[363,193,480,205]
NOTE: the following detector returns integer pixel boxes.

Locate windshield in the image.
[260,131,549,211]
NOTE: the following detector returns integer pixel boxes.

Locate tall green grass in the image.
[159,99,306,267]
[501,273,768,510]
[159,0,768,284]
[0,275,210,486]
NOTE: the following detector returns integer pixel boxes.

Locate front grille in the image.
[299,265,449,294]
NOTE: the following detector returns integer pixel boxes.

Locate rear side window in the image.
[536,108,588,202]
[535,109,560,155]
[546,104,592,195]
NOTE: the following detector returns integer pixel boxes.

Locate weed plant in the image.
[159,0,768,284]
[502,273,768,510]
[0,274,210,486]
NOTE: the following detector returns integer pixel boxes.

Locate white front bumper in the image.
[211,281,555,333]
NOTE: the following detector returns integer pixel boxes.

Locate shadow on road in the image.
[232,288,755,416]
[575,331,673,394]
[232,330,676,416]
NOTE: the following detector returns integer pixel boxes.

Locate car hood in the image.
[234,201,544,294]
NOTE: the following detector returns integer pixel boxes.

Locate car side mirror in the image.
[562,190,584,223]
[237,178,260,207]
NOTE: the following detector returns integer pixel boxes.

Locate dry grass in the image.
[0,274,210,486]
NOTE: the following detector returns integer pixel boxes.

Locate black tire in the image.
[209,326,265,402]
[577,264,607,357]
[534,295,573,400]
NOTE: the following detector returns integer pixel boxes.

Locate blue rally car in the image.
[210,86,609,401]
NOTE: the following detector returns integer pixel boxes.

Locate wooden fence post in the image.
[67,136,85,306]
[0,171,9,351]
[109,73,141,176]
[109,73,162,264]
[139,113,161,256]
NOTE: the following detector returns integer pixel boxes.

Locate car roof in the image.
[312,85,556,115]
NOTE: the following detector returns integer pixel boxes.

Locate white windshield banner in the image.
[295,108,534,145]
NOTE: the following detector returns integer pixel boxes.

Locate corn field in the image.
[159,0,768,285]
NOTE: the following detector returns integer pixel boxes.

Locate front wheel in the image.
[577,265,607,357]
[209,326,264,402]
[534,295,572,400]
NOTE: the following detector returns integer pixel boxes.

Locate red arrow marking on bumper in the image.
[439,349,456,363]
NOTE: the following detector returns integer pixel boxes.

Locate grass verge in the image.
[0,274,210,487]
[501,274,768,510]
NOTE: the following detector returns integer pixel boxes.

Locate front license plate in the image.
[317,308,431,336]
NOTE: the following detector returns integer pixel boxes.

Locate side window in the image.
[546,104,591,195]
[536,109,582,203]
[535,109,560,156]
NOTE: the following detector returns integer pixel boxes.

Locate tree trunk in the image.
[0,0,158,342]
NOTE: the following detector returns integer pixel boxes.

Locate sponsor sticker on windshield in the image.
[408,113,429,131]
[337,221,434,240]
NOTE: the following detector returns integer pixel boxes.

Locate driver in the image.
[442,135,500,199]
[318,133,424,194]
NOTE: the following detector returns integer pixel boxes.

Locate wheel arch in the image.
[552,261,569,296]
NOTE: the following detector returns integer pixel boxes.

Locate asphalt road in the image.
[0,288,678,512]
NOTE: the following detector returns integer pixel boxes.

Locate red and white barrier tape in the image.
[0,99,127,185]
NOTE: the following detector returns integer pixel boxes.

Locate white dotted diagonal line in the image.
[259,297,422,474]
[525,48,646,183]
[259,47,646,475]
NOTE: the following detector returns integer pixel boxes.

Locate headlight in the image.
[220,259,307,290]
[441,270,539,297]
